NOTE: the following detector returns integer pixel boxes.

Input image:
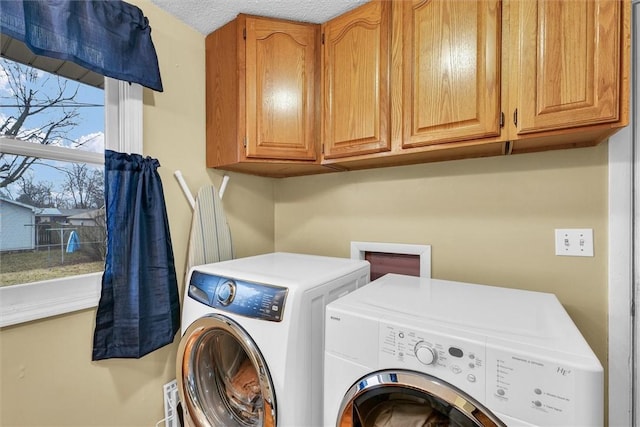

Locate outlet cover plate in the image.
[163,379,180,427]
[555,228,594,257]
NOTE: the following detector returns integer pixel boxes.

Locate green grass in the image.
[0,249,104,286]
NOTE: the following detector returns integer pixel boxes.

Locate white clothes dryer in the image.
[324,274,603,427]
[177,252,370,427]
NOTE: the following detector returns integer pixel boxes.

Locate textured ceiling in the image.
[150,0,370,35]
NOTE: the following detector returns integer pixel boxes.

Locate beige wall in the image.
[0,1,274,426]
[274,144,608,366]
[0,0,612,426]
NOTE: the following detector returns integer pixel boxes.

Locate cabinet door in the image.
[402,0,501,148]
[514,0,621,134]
[245,18,317,160]
[322,0,391,159]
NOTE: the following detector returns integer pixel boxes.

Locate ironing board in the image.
[185,185,234,272]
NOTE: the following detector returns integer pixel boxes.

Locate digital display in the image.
[448,347,464,358]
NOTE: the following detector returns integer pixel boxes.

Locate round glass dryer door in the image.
[177,314,276,427]
[336,370,506,427]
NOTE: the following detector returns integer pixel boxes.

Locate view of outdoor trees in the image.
[0,58,106,286]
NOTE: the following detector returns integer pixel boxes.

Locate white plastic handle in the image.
[174,170,195,210]
[219,175,230,200]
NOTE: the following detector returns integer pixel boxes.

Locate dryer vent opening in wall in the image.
[365,252,420,280]
[350,241,432,279]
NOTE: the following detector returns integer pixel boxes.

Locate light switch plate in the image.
[554,228,594,257]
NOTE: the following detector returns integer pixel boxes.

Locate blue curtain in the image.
[92,150,179,360]
[0,0,163,91]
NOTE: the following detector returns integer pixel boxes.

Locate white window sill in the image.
[0,273,101,328]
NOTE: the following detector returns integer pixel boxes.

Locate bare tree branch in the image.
[0,59,83,188]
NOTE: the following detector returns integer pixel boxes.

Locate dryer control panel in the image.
[378,322,487,401]
[188,270,288,321]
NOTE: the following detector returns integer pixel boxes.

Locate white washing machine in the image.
[176,252,370,427]
[324,274,603,427]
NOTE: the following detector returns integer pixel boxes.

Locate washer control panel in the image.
[378,322,486,399]
[188,270,288,321]
[378,321,598,425]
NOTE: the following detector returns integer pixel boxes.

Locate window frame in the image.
[0,78,142,328]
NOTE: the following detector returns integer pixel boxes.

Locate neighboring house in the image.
[67,208,105,227]
[35,208,93,225]
[59,208,86,220]
[35,207,66,224]
[0,197,35,252]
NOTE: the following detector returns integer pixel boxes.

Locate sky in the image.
[0,58,104,150]
[0,58,105,203]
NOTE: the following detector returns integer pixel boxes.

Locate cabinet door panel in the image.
[246,18,317,160]
[403,0,501,148]
[516,0,620,134]
[322,0,390,159]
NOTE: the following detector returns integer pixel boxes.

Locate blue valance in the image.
[0,0,163,91]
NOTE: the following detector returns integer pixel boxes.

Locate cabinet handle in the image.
[513,109,518,127]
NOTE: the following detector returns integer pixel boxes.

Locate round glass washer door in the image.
[336,369,506,427]
[177,314,276,427]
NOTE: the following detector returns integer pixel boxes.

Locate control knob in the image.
[216,280,236,306]
[414,342,437,365]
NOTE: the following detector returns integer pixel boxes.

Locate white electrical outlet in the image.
[554,228,594,257]
[163,379,180,427]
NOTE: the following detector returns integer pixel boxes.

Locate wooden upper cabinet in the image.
[204,1,629,177]
[206,15,321,176]
[512,0,622,135]
[245,18,318,160]
[321,0,391,159]
[402,0,502,149]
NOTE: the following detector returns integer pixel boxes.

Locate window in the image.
[0,57,142,327]
[1,58,106,285]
